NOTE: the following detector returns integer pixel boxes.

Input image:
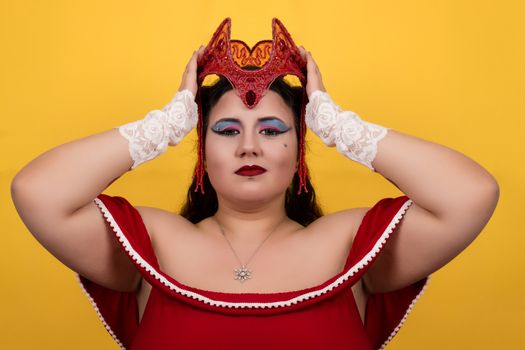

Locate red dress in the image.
[77,194,429,349]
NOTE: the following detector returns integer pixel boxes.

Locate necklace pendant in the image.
[234,265,252,282]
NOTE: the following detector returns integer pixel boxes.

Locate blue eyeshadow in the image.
[211,117,290,132]
[211,120,239,131]
[260,119,289,131]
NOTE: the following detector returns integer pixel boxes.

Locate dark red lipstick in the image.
[235,165,267,176]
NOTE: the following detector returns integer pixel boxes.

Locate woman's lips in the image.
[235,165,267,176]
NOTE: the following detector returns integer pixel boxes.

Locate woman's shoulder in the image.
[133,205,199,242]
[304,206,371,244]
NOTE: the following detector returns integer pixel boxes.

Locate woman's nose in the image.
[236,130,262,157]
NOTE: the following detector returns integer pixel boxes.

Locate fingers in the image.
[298,46,326,96]
[184,46,205,77]
[188,49,199,68]
[179,46,205,95]
[299,46,320,73]
[298,46,307,61]
[306,52,319,74]
[192,45,206,64]
[197,45,205,59]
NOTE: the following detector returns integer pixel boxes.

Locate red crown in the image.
[197,17,307,108]
[193,18,309,194]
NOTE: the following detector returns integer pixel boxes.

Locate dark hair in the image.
[179,72,324,226]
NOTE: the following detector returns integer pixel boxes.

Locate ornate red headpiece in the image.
[194,17,309,194]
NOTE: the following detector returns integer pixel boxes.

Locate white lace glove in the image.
[117,89,198,169]
[305,90,389,171]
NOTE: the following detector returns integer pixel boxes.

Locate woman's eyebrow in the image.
[213,116,287,125]
[258,116,286,124]
[213,116,287,126]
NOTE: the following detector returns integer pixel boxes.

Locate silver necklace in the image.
[214,217,287,283]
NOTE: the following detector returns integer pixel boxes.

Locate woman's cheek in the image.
[206,148,228,174]
[270,142,297,176]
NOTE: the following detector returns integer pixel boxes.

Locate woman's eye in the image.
[217,128,239,136]
[260,128,283,136]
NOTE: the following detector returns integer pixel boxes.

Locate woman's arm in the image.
[11,129,142,292]
[364,130,499,293]
[11,47,204,292]
[299,47,500,293]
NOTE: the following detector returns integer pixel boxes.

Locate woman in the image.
[11,40,499,350]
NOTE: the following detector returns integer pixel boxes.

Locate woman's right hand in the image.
[178,46,206,97]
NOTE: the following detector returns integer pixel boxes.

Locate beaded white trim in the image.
[92,197,414,309]
[75,273,127,350]
[378,275,431,350]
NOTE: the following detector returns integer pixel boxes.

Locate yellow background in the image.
[1,0,523,348]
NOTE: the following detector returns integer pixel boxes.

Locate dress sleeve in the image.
[76,194,160,349]
[348,195,430,349]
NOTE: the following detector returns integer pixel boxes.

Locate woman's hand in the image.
[178,45,206,97]
[298,46,327,98]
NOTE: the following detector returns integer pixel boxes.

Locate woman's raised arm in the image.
[364,129,499,293]
[11,129,142,292]
[299,47,499,294]
[10,47,204,292]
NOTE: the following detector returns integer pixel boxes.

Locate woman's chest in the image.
[135,222,368,324]
[152,224,353,293]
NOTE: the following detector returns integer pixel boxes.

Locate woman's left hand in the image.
[298,46,327,98]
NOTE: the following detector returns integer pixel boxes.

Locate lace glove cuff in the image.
[117,89,198,169]
[305,90,389,171]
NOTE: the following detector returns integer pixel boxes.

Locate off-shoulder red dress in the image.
[76,194,429,349]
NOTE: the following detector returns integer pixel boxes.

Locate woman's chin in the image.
[219,184,285,203]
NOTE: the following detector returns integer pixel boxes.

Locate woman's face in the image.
[205,89,298,204]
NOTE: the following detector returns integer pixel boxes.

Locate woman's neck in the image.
[211,192,289,242]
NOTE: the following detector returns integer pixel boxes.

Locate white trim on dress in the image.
[89,196,415,309]
[76,273,126,350]
[378,275,431,349]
